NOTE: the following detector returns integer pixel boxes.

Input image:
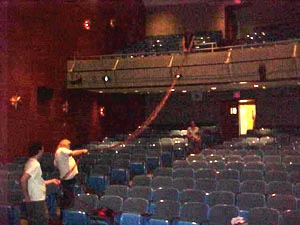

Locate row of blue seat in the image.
[63,192,300,225]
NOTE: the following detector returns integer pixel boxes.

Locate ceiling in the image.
[142,0,243,7]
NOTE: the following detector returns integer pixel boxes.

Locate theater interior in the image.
[1,0,300,225]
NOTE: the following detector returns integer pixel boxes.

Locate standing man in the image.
[20,142,60,225]
[187,120,202,154]
[54,139,88,210]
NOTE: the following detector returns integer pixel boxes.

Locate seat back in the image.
[132,175,152,186]
[194,168,217,179]
[236,192,266,210]
[104,185,129,199]
[151,176,173,189]
[172,168,194,178]
[208,204,239,225]
[216,169,240,180]
[264,170,288,183]
[97,195,123,212]
[226,161,245,173]
[179,202,209,224]
[267,181,293,195]
[195,178,217,193]
[122,197,149,214]
[240,169,264,181]
[207,191,235,207]
[172,177,195,191]
[153,187,179,202]
[173,160,189,169]
[128,186,153,201]
[188,160,208,170]
[281,209,300,225]
[151,200,180,221]
[153,167,173,177]
[216,179,240,194]
[179,189,206,204]
[267,194,297,212]
[240,179,266,194]
[248,207,280,225]
[73,193,98,212]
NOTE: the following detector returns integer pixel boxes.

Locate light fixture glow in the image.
[175,74,182,79]
[83,19,91,30]
[102,75,111,83]
[99,106,105,117]
[9,94,21,109]
[109,18,116,28]
[239,99,252,103]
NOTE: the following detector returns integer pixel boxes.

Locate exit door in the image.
[220,100,256,141]
[239,101,256,135]
[220,100,239,141]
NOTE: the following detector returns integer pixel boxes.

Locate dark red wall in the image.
[2,0,146,161]
[145,2,225,36]
[99,93,146,138]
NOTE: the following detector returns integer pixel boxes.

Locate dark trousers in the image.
[26,200,49,225]
[60,177,76,210]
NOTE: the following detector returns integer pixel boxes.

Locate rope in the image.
[97,76,178,151]
[57,54,187,210]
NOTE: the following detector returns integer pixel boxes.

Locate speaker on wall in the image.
[37,86,53,104]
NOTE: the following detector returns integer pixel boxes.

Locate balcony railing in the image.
[67,39,300,93]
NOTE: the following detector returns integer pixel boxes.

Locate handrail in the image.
[70,38,300,61]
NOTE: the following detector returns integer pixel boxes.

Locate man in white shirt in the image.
[20,142,60,225]
[187,120,202,154]
[54,139,88,210]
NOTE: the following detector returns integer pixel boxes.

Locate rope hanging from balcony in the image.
[96,75,178,151]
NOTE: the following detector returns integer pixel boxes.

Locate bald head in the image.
[58,139,71,148]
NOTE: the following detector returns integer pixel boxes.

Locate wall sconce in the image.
[83,19,91,30]
[62,100,69,114]
[99,106,105,117]
[110,18,116,28]
[9,94,21,109]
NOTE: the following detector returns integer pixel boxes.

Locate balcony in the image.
[67,39,300,94]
